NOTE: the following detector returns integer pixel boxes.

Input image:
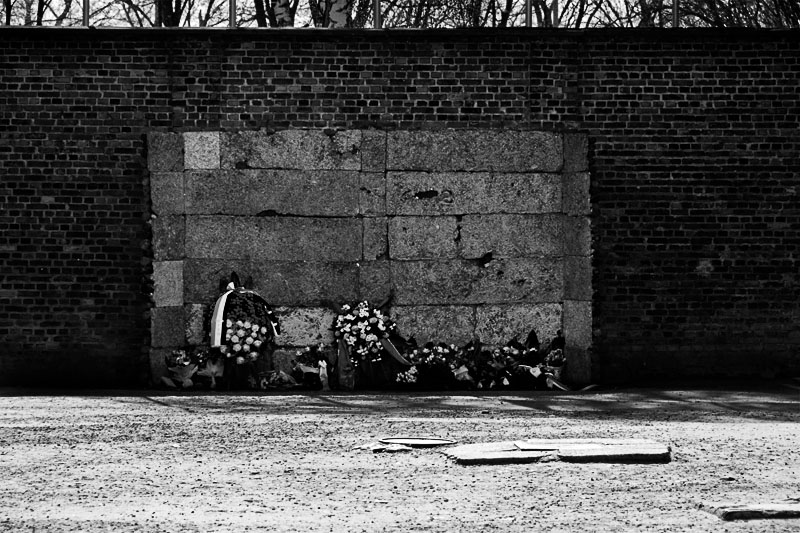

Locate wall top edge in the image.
[2,26,800,44]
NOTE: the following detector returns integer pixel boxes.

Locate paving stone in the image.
[150,172,184,216]
[443,441,553,465]
[459,214,563,259]
[387,130,562,172]
[151,215,185,261]
[390,305,476,345]
[185,215,361,262]
[183,258,359,306]
[153,260,183,307]
[185,170,360,216]
[474,303,562,346]
[386,172,561,216]
[698,500,800,521]
[147,132,183,172]
[389,216,458,260]
[275,306,337,346]
[391,258,562,306]
[183,131,220,170]
[443,438,670,465]
[221,129,362,170]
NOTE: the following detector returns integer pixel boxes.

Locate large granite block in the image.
[391,305,476,346]
[151,306,185,347]
[183,131,220,170]
[152,215,185,261]
[185,169,361,216]
[185,215,361,261]
[563,133,588,172]
[147,132,183,172]
[564,255,592,301]
[563,299,592,384]
[153,260,183,307]
[386,172,560,216]
[387,130,562,172]
[459,214,563,259]
[184,303,207,345]
[361,130,386,172]
[363,217,388,261]
[389,216,458,260]
[563,172,591,216]
[221,129,362,170]
[564,215,592,256]
[391,258,562,305]
[474,303,562,347]
[359,172,385,216]
[150,172,184,216]
[358,261,392,305]
[183,259,359,306]
[275,306,337,346]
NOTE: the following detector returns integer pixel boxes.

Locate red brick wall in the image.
[1,28,798,385]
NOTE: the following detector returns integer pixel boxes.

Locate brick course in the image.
[1,28,799,385]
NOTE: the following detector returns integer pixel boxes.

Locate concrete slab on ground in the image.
[698,500,800,520]
[443,437,670,465]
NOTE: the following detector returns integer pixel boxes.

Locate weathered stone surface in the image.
[361,130,386,172]
[150,172,184,216]
[562,172,591,216]
[363,218,387,261]
[275,306,336,346]
[444,438,670,465]
[389,216,458,260]
[185,170,360,216]
[184,303,206,345]
[359,172,385,216]
[698,501,800,521]
[564,215,592,256]
[474,303,562,346]
[391,259,563,305]
[563,133,588,172]
[185,215,361,261]
[443,441,552,465]
[183,259,359,306]
[459,214,563,259]
[151,307,185,347]
[358,261,392,304]
[564,255,592,301]
[221,129,362,170]
[149,347,171,384]
[152,215,185,261]
[147,132,183,172]
[563,299,592,384]
[387,130,562,172]
[153,260,184,307]
[386,172,561,215]
[391,305,475,345]
[183,131,220,170]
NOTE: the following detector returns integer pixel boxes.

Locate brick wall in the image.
[1,28,798,386]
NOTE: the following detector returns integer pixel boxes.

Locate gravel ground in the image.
[1,385,799,532]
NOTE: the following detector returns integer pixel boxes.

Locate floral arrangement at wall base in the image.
[160,276,573,392]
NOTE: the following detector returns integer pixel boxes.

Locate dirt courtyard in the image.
[1,385,799,532]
